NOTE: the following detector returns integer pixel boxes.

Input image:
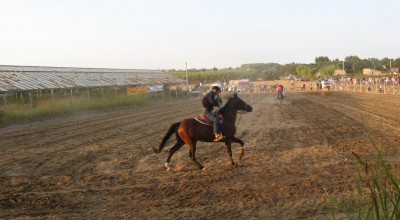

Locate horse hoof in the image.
[202,167,206,171]
[165,163,170,171]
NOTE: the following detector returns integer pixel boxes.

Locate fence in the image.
[0,85,189,123]
[224,80,400,95]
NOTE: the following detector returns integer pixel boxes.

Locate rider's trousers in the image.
[203,110,220,134]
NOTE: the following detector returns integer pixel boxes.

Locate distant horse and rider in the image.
[154,86,253,171]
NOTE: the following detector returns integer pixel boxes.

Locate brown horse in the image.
[154,93,252,171]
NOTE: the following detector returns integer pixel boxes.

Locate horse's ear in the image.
[233,93,238,98]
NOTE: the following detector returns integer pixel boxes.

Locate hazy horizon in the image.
[1,0,399,70]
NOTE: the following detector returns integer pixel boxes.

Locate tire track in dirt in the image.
[1,99,203,176]
[33,106,204,176]
[312,93,400,135]
[1,98,199,152]
[0,99,195,149]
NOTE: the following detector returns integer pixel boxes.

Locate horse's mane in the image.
[219,96,234,114]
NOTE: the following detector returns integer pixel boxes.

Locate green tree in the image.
[296,65,314,78]
[369,58,381,70]
[345,55,361,73]
[319,64,337,77]
[393,58,400,69]
[315,56,330,64]
[381,57,390,71]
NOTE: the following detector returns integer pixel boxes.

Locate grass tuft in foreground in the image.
[326,149,400,220]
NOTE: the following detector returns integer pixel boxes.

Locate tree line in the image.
[167,56,400,83]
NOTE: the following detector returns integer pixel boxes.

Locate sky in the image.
[0,0,399,70]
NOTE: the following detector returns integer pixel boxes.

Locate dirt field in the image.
[1,92,400,219]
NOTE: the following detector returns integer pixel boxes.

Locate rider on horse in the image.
[202,86,223,141]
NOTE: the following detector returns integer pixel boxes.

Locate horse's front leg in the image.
[224,141,237,167]
[230,136,245,160]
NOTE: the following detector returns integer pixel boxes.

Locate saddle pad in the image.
[194,115,213,126]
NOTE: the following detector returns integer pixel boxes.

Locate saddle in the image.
[194,114,223,126]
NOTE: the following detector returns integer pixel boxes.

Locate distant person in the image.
[290,80,294,91]
[202,86,223,141]
[277,84,284,98]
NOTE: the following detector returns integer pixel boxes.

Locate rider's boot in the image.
[214,133,223,142]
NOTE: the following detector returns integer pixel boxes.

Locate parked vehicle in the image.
[329,77,338,83]
[321,81,330,91]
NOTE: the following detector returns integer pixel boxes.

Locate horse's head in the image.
[229,93,252,112]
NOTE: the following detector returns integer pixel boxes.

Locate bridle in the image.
[235,102,251,127]
[221,96,251,127]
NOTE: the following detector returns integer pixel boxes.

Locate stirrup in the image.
[214,134,223,142]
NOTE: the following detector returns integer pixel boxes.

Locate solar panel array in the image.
[0,65,185,93]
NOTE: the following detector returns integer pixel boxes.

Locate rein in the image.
[235,110,247,127]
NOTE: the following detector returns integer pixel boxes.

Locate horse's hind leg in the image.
[188,141,204,170]
[165,140,184,171]
[225,141,237,167]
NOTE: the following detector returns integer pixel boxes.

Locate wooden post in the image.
[36,90,39,100]
[51,89,54,104]
[393,79,395,94]
[87,88,90,102]
[114,87,117,100]
[70,89,73,106]
[384,82,386,94]
[175,88,178,98]
[29,92,33,110]
[162,85,165,100]
[250,92,253,123]
[102,88,104,105]
[265,90,268,108]
[249,92,254,123]
[2,93,7,116]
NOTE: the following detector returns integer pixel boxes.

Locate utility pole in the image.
[390,59,392,75]
[342,60,345,70]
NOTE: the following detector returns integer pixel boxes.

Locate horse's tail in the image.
[154,122,180,153]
